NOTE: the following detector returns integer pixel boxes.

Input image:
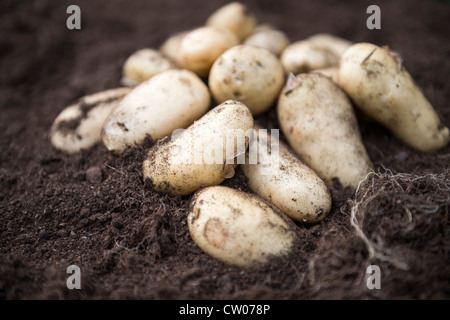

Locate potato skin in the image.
[338,43,450,152]
[240,128,332,224]
[277,73,373,188]
[50,87,131,154]
[188,186,296,268]
[143,100,254,196]
[209,45,284,115]
[101,69,210,154]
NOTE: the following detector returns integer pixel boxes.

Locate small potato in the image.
[205,2,257,41]
[338,43,450,152]
[243,27,290,57]
[178,26,239,78]
[277,73,374,188]
[280,34,351,74]
[240,127,332,224]
[102,69,210,154]
[143,100,254,196]
[121,48,176,86]
[50,87,131,154]
[159,31,189,67]
[209,45,284,115]
[188,186,296,268]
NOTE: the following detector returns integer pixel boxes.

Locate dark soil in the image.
[1,0,449,300]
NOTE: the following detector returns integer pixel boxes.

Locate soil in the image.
[1,0,449,300]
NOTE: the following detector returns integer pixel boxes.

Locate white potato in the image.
[205,2,257,41]
[280,34,351,74]
[50,87,131,154]
[338,43,450,152]
[209,45,284,115]
[240,127,332,224]
[188,186,296,268]
[102,69,210,154]
[243,27,290,56]
[178,26,239,78]
[277,73,374,188]
[143,100,254,196]
[121,48,176,86]
[159,31,189,67]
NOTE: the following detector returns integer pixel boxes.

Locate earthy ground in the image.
[0,0,449,300]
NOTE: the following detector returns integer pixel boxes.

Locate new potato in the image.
[240,128,332,224]
[338,43,450,152]
[50,87,131,154]
[178,26,239,78]
[243,27,290,57]
[188,186,296,268]
[143,100,254,196]
[205,2,257,41]
[102,69,210,153]
[209,45,284,115]
[278,73,374,188]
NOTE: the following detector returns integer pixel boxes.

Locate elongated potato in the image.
[278,73,374,188]
[121,48,176,86]
[205,2,257,41]
[102,69,210,154]
[188,186,296,268]
[178,26,239,78]
[143,100,254,196]
[50,87,131,154]
[209,45,284,115]
[338,43,450,152]
[240,128,332,224]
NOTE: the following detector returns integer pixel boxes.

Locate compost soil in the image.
[0,0,449,300]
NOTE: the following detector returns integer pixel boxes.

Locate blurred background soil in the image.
[0,0,449,299]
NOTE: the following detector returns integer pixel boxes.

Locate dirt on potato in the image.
[0,0,449,300]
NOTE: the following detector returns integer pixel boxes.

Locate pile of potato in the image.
[50,2,449,268]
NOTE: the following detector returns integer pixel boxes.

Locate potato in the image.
[280,34,351,74]
[159,31,189,67]
[310,66,339,83]
[243,27,290,57]
[50,87,131,154]
[209,45,284,115]
[277,73,374,188]
[205,2,257,41]
[188,186,296,268]
[338,43,450,152]
[102,69,210,154]
[121,48,176,86]
[178,26,239,78]
[240,127,332,224]
[143,100,254,196]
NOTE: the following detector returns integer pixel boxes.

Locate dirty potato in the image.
[338,43,450,152]
[205,2,257,41]
[121,48,176,86]
[50,87,131,154]
[277,73,374,188]
[102,69,210,154]
[143,100,254,196]
[178,26,239,78]
[240,127,332,224]
[209,45,284,115]
[188,186,296,268]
